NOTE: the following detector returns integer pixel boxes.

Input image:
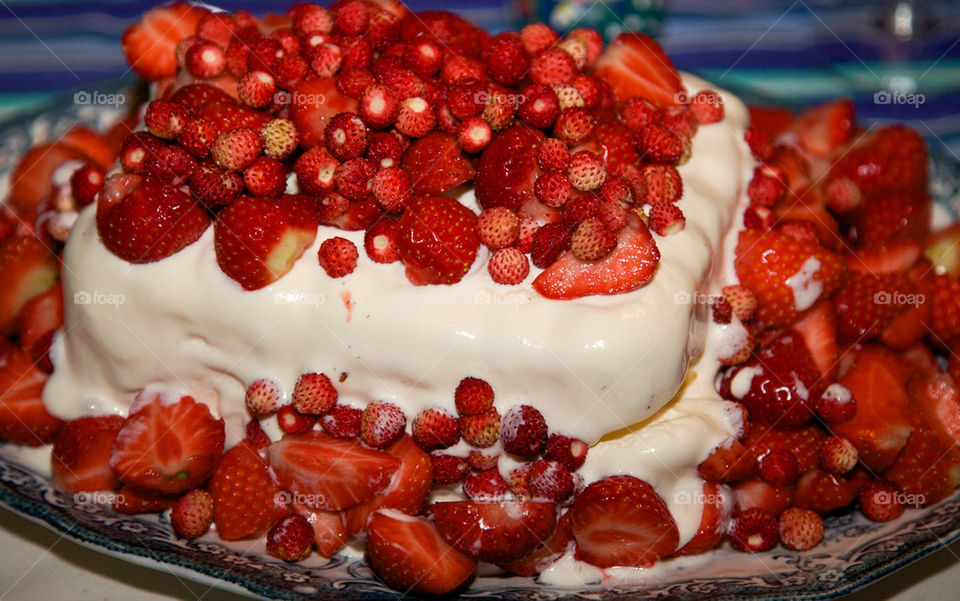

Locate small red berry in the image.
[318,236,359,278]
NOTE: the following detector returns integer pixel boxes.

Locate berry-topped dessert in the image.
[1,0,957,595]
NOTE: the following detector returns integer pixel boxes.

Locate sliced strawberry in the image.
[697,439,756,482]
[848,240,923,274]
[16,281,63,350]
[51,415,125,494]
[109,394,224,494]
[791,99,855,158]
[432,500,557,563]
[908,372,960,457]
[734,228,847,328]
[474,125,544,212]
[741,422,826,475]
[268,430,401,512]
[209,440,284,541]
[366,508,477,595]
[341,434,432,534]
[329,197,384,231]
[674,482,732,556]
[122,2,209,81]
[499,510,574,576]
[194,98,271,132]
[590,121,639,175]
[827,126,927,201]
[884,422,960,506]
[0,348,63,445]
[97,174,212,264]
[773,186,840,248]
[571,475,679,568]
[832,271,915,341]
[533,218,660,300]
[7,142,89,216]
[747,105,793,141]
[213,194,319,290]
[60,125,116,171]
[592,32,682,107]
[291,500,348,558]
[832,346,913,471]
[851,192,930,250]
[794,469,858,515]
[792,301,838,381]
[289,76,359,149]
[731,479,794,515]
[396,196,480,286]
[400,132,475,196]
[0,235,58,335]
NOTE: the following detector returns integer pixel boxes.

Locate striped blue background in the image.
[0,0,957,156]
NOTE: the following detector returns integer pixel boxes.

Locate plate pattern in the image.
[2,81,960,601]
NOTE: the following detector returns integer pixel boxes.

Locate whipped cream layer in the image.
[46,75,750,469]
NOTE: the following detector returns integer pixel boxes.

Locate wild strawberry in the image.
[363,219,401,264]
[482,86,516,132]
[778,507,823,551]
[488,248,530,285]
[530,47,576,86]
[722,284,758,322]
[370,166,411,212]
[571,476,679,567]
[324,112,369,161]
[225,40,250,78]
[662,104,698,138]
[475,207,519,250]
[320,403,362,439]
[194,11,236,47]
[171,489,214,539]
[642,164,682,204]
[568,27,603,65]
[859,479,905,522]
[598,175,631,205]
[355,86,397,130]
[520,23,559,55]
[69,163,105,207]
[291,372,338,417]
[454,376,494,416]
[543,434,588,470]
[621,96,660,131]
[259,118,298,162]
[743,204,775,229]
[757,449,798,486]
[293,4,332,35]
[400,37,441,77]
[431,453,469,484]
[396,195,480,285]
[537,138,570,171]
[246,377,281,418]
[501,405,547,457]
[711,296,733,324]
[744,124,774,162]
[144,101,188,139]
[467,451,498,471]
[310,43,343,78]
[294,147,339,195]
[640,123,688,166]
[245,38,285,74]
[243,156,286,197]
[815,383,856,423]
[185,40,226,78]
[571,74,603,108]
[411,408,459,451]
[528,460,574,501]
[531,221,572,268]
[517,83,560,128]
[366,131,406,167]
[447,78,485,120]
[334,157,375,201]
[212,127,263,171]
[820,435,858,475]
[379,64,425,100]
[554,107,595,145]
[366,509,477,596]
[729,507,779,552]
[648,201,685,236]
[506,463,533,496]
[340,35,373,70]
[459,407,500,448]
[567,151,606,192]
[748,164,788,207]
[484,32,529,86]
[553,84,585,110]
[333,0,368,35]
[571,217,616,261]
[141,143,197,186]
[265,512,315,562]
[175,118,216,158]
[457,115,493,153]
[534,170,571,208]
[691,89,724,124]
[274,53,309,88]
[110,395,224,494]
[318,236,359,278]
[245,420,271,449]
[463,467,509,501]
[394,97,435,138]
[360,400,406,449]
[188,164,242,209]
[238,71,277,109]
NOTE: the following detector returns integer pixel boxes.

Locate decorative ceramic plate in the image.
[2,81,960,601]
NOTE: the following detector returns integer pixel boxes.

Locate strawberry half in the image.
[97,174,212,264]
[0,235,58,335]
[791,99,855,158]
[571,475,679,568]
[51,415,125,494]
[268,430,401,511]
[0,348,63,445]
[794,469,858,515]
[400,132,475,196]
[209,440,284,541]
[474,125,544,212]
[592,32,683,107]
[109,394,225,494]
[16,281,63,351]
[366,508,477,596]
[214,194,319,290]
[122,2,209,81]
[674,482,731,556]
[499,509,574,577]
[396,196,480,285]
[431,500,557,563]
[533,218,660,300]
[341,434,433,534]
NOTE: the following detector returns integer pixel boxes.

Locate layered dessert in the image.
[1,0,958,596]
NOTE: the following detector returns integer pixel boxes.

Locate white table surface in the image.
[2,505,959,601]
